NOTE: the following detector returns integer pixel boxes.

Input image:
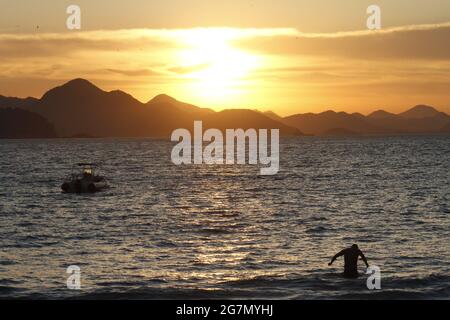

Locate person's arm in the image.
[328,250,345,266]
[359,250,369,268]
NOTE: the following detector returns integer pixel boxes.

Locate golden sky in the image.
[1,0,449,115]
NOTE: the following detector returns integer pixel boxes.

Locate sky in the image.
[0,0,449,115]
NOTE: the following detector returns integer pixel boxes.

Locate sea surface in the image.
[0,135,449,299]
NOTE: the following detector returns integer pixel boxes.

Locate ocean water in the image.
[0,135,449,300]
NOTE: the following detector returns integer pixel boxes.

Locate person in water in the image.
[328,244,369,278]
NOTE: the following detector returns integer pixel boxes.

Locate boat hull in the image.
[61,180,108,193]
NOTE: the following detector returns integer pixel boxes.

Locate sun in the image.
[173,28,260,105]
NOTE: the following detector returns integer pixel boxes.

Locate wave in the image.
[2,272,449,300]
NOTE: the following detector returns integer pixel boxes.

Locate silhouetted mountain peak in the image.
[146,93,214,114]
[148,94,177,104]
[321,110,336,115]
[41,78,103,101]
[63,78,100,90]
[368,110,397,119]
[399,105,442,119]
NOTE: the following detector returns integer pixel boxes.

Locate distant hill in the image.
[0,79,302,138]
[368,110,398,120]
[284,110,382,135]
[202,109,301,136]
[0,108,56,138]
[147,94,214,115]
[0,95,38,109]
[283,105,450,135]
[32,78,147,137]
[399,105,446,119]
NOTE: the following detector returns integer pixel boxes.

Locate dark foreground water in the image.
[0,135,449,299]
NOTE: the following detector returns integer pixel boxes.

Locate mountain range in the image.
[0,78,449,138]
[282,105,450,135]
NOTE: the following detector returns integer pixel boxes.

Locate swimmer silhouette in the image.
[328,244,369,278]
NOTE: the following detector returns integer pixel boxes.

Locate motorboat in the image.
[61,163,109,193]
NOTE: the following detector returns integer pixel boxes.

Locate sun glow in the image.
[173,29,261,104]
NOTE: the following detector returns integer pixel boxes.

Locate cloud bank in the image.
[0,24,449,114]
